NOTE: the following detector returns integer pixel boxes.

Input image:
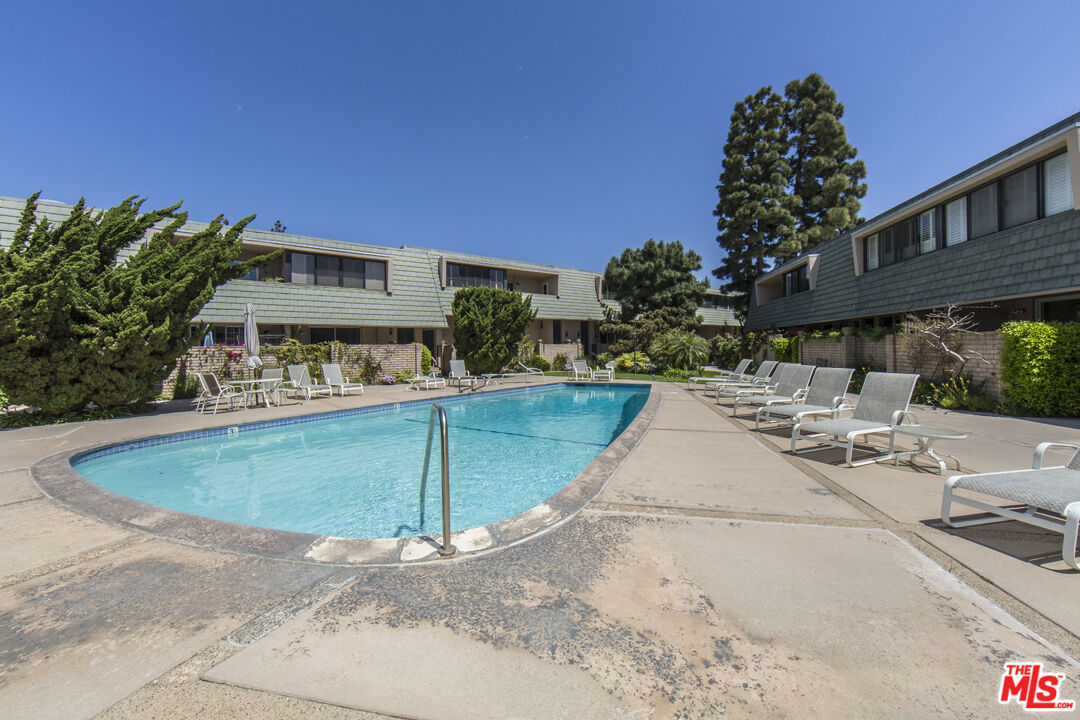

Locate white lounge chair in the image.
[321,363,364,396]
[449,359,479,388]
[712,361,783,402]
[405,371,447,391]
[287,364,332,399]
[755,367,854,430]
[593,361,616,381]
[516,360,545,376]
[731,364,815,416]
[942,442,1080,570]
[791,372,919,467]
[687,358,752,390]
[571,359,594,380]
[194,372,245,414]
[258,367,291,404]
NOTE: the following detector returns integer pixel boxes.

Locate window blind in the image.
[945,198,967,246]
[1044,153,1073,216]
[865,234,879,270]
[1002,165,1038,229]
[917,210,936,254]
[970,184,998,238]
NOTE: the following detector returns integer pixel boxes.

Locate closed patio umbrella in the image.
[244,303,262,369]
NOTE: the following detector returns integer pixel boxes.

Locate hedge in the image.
[772,336,799,363]
[999,321,1080,416]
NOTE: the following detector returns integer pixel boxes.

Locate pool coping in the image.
[29,381,662,565]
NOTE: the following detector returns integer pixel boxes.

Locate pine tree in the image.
[0,193,279,414]
[604,239,709,321]
[778,73,868,258]
[450,287,537,374]
[712,88,799,319]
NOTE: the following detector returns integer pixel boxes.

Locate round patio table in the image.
[233,378,282,408]
[892,424,968,475]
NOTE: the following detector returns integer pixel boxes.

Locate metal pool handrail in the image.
[418,403,457,558]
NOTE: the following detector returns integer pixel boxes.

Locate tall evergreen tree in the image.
[778,73,867,258]
[0,193,278,414]
[451,287,537,373]
[604,239,709,321]
[712,88,798,319]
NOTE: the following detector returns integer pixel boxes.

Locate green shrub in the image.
[772,336,800,363]
[709,331,766,369]
[615,352,651,371]
[267,339,333,382]
[171,377,199,400]
[595,352,612,367]
[395,369,415,383]
[1000,321,1080,416]
[528,354,551,371]
[651,331,708,370]
[551,352,570,371]
[928,377,999,413]
[420,344,433,374]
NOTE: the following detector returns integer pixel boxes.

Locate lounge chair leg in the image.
[1065,503,1079,571]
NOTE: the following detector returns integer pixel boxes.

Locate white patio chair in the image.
[516,360,545,376]
[731,364,815,416]
[942,442,1080,570]
[321,363,365,396]
[571,359,594,381]
[448,359,479,388]
[405,371,447,391]
[755,367,854,430]
[592,361,616,381]
[286,364,332,399]
[687,358,752,390]
[790,372,919,467]
[194,372,244,415]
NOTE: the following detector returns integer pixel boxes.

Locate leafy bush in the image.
[0,386,9,410]
[856,326,892,340]
[709,331,767,369]
[353,349,384,384]
[267,339,333,382]
[803,329,843,341]
[615,352,651,371]
[552,352,570,371]
[420,344,433,374]
[651,331,708,371]
[0,402,154,429]
[927,377,999,413]
[395,370,415,383]
[451,287,537,373]
[171,359,199,400]
[772,336,799,363]
[528,354,551,371]
[1000,321,1080,416]
[0,193,278,414]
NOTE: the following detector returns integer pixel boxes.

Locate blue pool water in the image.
[74,383,649,539]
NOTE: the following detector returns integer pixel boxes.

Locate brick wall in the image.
[793,331,1004,398]
[535,342,583,368]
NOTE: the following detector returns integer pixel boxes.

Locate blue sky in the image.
[4,1,1078,280]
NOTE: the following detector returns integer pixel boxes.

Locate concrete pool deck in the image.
[1,379,1078,718]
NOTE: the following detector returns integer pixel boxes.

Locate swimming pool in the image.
[73,383,650,539]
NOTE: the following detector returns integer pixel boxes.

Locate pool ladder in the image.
[419,403,457,558]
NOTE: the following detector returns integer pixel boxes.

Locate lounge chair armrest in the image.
[1033,442,1080,469]
[892,410,919,429]
[792,388,808,402]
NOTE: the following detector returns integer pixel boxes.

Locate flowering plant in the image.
[380,375,396,385]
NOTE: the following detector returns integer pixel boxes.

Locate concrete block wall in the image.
[535,342,583,368]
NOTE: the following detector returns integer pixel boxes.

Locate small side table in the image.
[892,424,968,474]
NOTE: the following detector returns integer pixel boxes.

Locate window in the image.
[1002,165,1038,229]
[315,254,339,287]
[969,183,999,238]
[917,210,937,254]
[896,218,918,261]
[447,263,507,289]
[309,327,335,344]
[285,252,387,289]
[288,252,315,284]
[1044,152,1073,216]
[219,326,243,345]
[781,265,809,296]
[552,319,562,342]
[865,234,879,270]
[397,328,415,344]
[945,197,968,246]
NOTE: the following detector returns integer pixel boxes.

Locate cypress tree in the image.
[0,193,279,414]
[712,88,798,319]
[450,287,537,374]
[778,73,868,258]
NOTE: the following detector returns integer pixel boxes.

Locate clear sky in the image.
[4,1,1078,280]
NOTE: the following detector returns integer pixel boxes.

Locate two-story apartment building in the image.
[0,197,741,359]
[746,111,1080,331]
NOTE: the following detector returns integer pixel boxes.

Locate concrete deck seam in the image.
[584,503,879,529]
[0,494,44,508]
[0,534,149,590]
[226,568,361,647]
